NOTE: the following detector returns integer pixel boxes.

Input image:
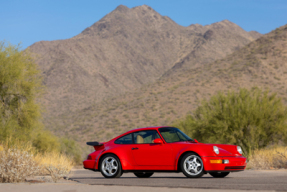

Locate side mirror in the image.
[194,139,199,143]
[153,138,163,144]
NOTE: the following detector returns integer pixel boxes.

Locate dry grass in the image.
[34,152,74,182]
[0,141,74,183]
[248,146,287,170]
[0,148,41,183]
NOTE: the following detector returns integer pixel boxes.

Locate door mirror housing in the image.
[153,138,163,144]
[194,139,199,143]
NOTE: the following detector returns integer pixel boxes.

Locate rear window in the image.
[114,133,133,144]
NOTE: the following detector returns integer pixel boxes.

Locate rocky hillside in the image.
[46,24,287,144]
[28,5,260,118]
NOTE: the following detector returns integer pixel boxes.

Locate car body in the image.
[83,126,247,178]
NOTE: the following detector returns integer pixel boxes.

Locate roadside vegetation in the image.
[0,42,80,183]
[0,141,73,183]
[175,87,287,157]
[248,146,287,169]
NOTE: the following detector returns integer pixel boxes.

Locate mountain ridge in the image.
[28,5,261,124]
[46,24,286,145]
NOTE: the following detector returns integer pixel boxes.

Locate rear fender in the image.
[96,146,134,170]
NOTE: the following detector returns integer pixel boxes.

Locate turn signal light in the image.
[210,159,222,164]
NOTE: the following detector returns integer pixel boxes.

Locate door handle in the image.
[132,147,139,150]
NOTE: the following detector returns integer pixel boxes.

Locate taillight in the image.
[87,155,92,160]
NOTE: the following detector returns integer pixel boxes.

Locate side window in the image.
[114,134,133,144]
[133,130,160,144]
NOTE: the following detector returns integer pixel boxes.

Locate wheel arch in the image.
[97,152,120,170]
[176,151,201,171]
[97,150,134,170]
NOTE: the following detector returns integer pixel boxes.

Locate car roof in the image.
[130,126,169,131]
[129,126,172,132]
[110,126,175,141]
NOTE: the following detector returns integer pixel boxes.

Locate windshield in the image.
[158,127,193,143]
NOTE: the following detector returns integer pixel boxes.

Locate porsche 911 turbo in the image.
[83,126,247,178]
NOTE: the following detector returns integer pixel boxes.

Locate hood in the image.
[177,141,242,156]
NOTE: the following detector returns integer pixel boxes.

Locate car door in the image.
[131,130,173,166]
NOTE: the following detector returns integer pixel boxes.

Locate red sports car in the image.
[83,126,247,178]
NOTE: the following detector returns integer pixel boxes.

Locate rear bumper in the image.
[83,160,97,170]
[202,156,247,172]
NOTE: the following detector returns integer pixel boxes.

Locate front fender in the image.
[175,144,214,169]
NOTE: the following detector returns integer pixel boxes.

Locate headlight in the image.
[237,146,243,154]
[213,146,219,154]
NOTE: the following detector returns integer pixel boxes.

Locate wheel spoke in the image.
[102,157,119,176]
[183,155,203,176]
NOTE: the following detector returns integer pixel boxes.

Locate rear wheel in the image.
[209,172,230,178]
[100,154,122,178]
[180,153,204,178]
[134,172,154,178]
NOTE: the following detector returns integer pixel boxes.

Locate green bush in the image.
[176,88,287,156]
[33,131,61,153]
[60,138,82,164]
[0,42,43,142]
[0,42,81,163]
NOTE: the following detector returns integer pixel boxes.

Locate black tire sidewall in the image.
[100,154,122,178]
[134,172,154,178]
[209,172,230,178]
[180,152,205,178]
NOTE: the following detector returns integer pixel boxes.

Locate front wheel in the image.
[100,154,122,178]
[209,172,230,178]
[134,172,154,178]
[180,153,204,178]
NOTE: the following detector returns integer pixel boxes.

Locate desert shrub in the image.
[0,148,40,183]
[60,138,82,164]
[0,42,43,143]
[33,131,61,153]
[0,42,81,164]
[175,88,287,156]
[248,146,287,169]
[0,139,74,183]
[34,152,74,182]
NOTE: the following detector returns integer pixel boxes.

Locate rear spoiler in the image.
[86,142,103,146]
[86,141,105,151]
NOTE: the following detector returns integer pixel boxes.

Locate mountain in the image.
[28,5,260,119]
[46,24,287,144]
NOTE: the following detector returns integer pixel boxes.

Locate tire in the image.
[100,154,122,178]
[209,172,230,178]
[180,152,204,178]
[134,172,154,178]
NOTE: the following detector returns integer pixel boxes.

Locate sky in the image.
[1,0,287,49]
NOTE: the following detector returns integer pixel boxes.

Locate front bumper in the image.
[202,156,247,172]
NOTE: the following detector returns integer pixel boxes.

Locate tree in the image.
[0,42,82,162]
[176,88,287,156]
[0,42,43,142]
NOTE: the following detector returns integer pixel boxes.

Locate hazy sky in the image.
[1,0,287,49]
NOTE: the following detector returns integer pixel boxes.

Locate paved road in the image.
[70,169,287,191]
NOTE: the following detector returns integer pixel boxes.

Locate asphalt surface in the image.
[70,169,287,191]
